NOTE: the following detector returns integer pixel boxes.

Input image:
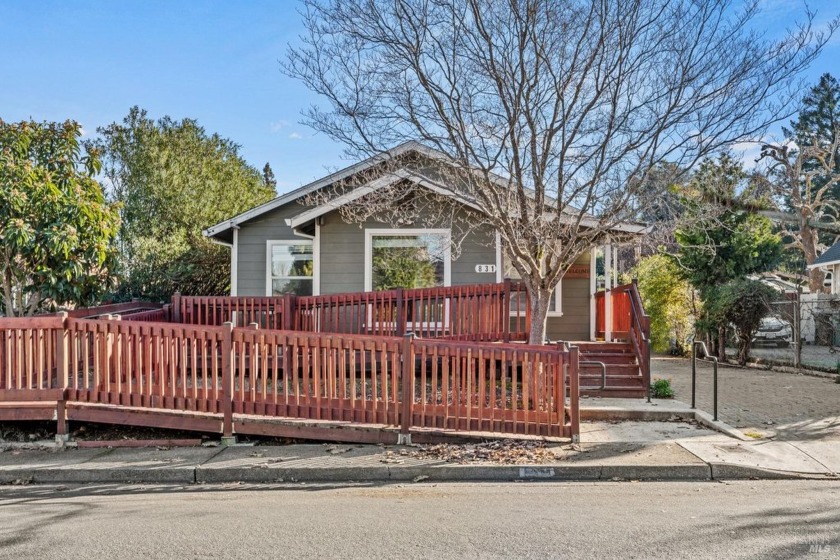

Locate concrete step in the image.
[580,387,646,398]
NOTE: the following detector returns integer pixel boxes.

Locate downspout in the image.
[207,224,238,296]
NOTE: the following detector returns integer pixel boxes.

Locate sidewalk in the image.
[2,399,837,484]
[654,356,840,441]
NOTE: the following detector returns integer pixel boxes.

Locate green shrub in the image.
[631,255,695,355]
[650,377,675,399]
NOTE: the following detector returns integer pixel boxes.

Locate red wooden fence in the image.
[594,290,630,338]
[409,338,577,436]
[0,315,578,442]
[64,317,227,416]
[0,317,63,394]
[175,295,290,329]
[62,301,167,319]
[594,281,651,396]
[173,281,530,342]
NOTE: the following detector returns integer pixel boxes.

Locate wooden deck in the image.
[0,282,597,443]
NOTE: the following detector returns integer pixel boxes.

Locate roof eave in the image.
[202,141,425,240]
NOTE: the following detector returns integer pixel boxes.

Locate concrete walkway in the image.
[2,398,837,483]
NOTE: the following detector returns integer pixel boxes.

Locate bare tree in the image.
[285,0,835,345]
[760,129,840,293]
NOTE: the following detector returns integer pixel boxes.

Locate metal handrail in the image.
[691,340,719,421]
[579,360,607,390]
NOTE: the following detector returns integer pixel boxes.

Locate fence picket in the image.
[0,285,577,440]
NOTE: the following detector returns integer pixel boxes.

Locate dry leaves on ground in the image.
[404,440,565,464]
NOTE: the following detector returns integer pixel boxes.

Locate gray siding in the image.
[234,199,592,340]
[546,278,591,341]
[235,202,308,296]
[318,211,364,294]
[546,251,592,341]
[319,208,497,294]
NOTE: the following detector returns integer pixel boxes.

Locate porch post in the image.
[589,247,597,341]
[604,242,613,342]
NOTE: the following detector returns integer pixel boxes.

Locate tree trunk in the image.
[524,287,552,401]
[527,287,552,346]
[737,334,750,366]
[717,325,727,363]
[801,222,826,293]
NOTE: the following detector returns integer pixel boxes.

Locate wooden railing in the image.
[295,281,529,341]
[624,281,652,399]
[63,317,228,415]
[230,327,576,437]
[0,317,64,395]
[408,338,578,436]
[594,281,651,395]
[61,301,167,320]
[121,306,172,323]
[172,281,530,342]
[174,295,291,329]
[0,315,578,441]
[230,328,404,427]
[594,290,631,338]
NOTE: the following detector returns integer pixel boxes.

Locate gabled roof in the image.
[285,168,483,229]
[203,141,428,240]
[203,141,649,240]
[809,240,840,268]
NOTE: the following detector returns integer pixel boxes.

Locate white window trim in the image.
[495,230,503,283]
[364,228,451,334]
[549,282,563,317]
[265,239,317,297]
[497,231,563,317]
[363,228,452,291]
[313,222,321,296]
[506,286,562,318]
[231,228,239,297]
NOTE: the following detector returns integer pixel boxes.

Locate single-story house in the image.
[808,240,840,295]
[203,142,647,342]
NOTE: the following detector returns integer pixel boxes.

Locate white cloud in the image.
[730,135,798,171]
[270,120,289,132]
[288,132,303,140]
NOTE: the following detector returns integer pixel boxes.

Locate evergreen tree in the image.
[262,162,278,193]
[90,107,275,300]
[673,154,782,359]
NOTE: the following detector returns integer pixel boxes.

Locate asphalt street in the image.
[0,481,838,559]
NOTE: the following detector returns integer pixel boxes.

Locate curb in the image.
[580,406,752,441]
[692,411,752,441]
[2,462,831,485]
[708,462,838,480]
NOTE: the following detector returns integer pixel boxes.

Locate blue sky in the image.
[1,0,838,193]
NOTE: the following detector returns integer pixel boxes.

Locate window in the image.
[365,230,450,291]
[267,240,314,296]
[501,246,562,315]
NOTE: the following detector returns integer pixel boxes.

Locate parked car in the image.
[751,316,793,348]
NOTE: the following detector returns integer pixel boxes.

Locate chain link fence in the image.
[741,292,840,372]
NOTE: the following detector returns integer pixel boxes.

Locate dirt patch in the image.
[0,421,299,446]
